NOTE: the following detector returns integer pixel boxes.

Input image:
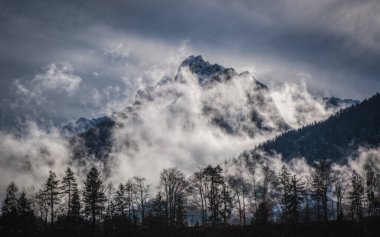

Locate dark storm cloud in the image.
[0,0,379,129]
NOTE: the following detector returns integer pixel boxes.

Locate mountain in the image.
[257,93,380,162]
[69,116,115,160]
[61,116,110,137]
[62,55,360,163]
[110,54,290,137]
[64,55,291,160]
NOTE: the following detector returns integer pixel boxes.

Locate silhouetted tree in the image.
[83,167,106,234]
[188,170,207,224]
[287,175,305,224]
[349,170,364,220]
[279,165,291,223]
[311,160,332,222]
[1,182,19,233]
[159,168,188,226]
[125,179,136,222]
[44,170,61,229]
[36,188,49,231]
[365,166,378,216]
[258,165,278,223]
[61,167,80,230]
[203,165,224,225]
[70,187,82,230]
[228,174,251,225]
[17,191,35,234]
[333,170,348,221]
[114,183,127,217]
[132,176,150,223]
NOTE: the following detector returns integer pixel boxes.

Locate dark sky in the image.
[1,0,379,130]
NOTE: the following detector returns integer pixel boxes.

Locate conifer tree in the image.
[1,182,19,231]
[1,182,19,217]
[83,167,106,231]
[61,168,78,219]
[114,183,127,216]
[17,191,35,233]
[70,187,82,227]
[44,170,61,228]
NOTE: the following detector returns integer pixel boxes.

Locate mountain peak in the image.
[178,55,238,85]
[181,55,209,67]
[180,55,224,75]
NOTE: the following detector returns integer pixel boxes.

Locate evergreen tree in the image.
[82,167,106,231]
[1,182,19,217]
[114,183,127,217]
[1,182,19,232]
[70,187,82,228]
[36,188,49,231]
[17,191,35,234]
[61,168,78,217]
[44,170,61,229]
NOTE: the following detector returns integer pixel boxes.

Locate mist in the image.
[0,53,365,199]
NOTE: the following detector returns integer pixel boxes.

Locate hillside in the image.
[259,93,380,162]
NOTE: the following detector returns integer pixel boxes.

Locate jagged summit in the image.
[177,55,237,85]
[180,55,225,75]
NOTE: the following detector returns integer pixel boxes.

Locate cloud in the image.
[107,68,268,185]
[0,123,70,197]
[270,81,342,127]
[32,63,81,94]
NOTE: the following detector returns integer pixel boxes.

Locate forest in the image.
[260,93,380,162]
[1,159,380,237]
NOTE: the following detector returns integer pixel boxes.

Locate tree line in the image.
[1,160,380,237]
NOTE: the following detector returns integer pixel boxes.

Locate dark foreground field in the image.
[2,218,380,237]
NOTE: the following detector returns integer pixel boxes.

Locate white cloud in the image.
[33,63,81,94]
[270,81,342,128]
